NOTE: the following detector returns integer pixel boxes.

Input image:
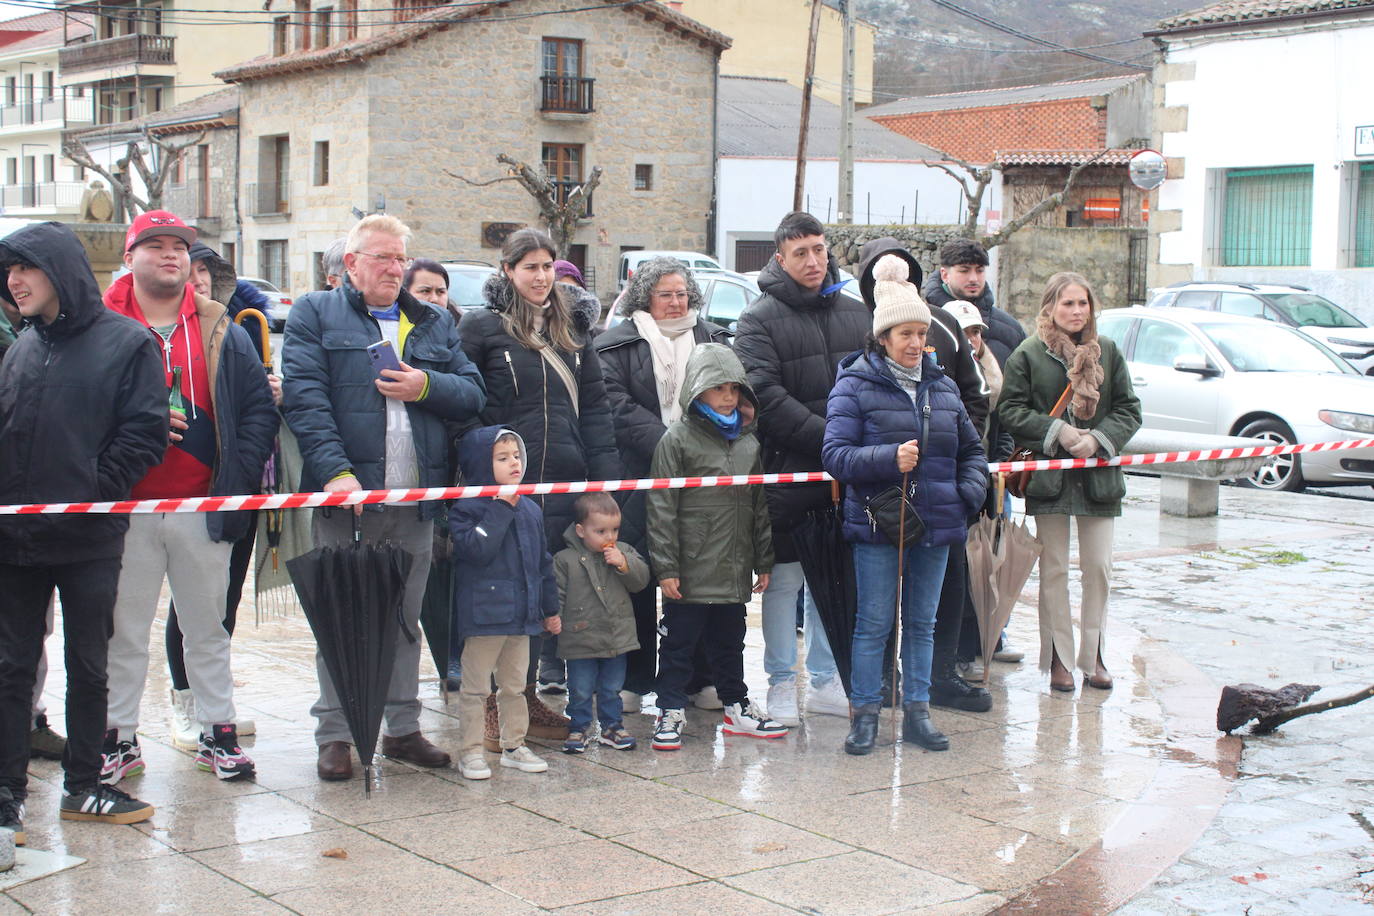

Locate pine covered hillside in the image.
[856,0,1194,100]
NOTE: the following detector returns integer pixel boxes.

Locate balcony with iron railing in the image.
[59,33,175,75]
[540,76,594,114]
[245,181,291,218]
[0,181,87,214]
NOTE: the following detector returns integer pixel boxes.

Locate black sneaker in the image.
[29,713,66,761]
[0,794,24,846]
[60,783,155,825]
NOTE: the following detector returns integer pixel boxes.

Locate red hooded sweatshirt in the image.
[104,274,215,499]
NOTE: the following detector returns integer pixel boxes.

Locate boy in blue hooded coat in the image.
[450,426,561,780]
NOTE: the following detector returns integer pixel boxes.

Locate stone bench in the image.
[1122,430,1270,517]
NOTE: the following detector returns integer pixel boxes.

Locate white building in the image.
[1149,0,1374,319]
[716,75,976,271]
[0,12,95,220]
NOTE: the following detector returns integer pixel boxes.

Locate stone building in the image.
[215,0,729,297]
[144,88,241,261]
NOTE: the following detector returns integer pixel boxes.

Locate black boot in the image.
[928,654,992,713]
[844,705,880,756]
[902,701,949,751]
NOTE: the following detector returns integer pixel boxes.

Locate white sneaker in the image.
[723,700,789,739]
[458,753,491,780]
[500,746,548,773]
[765,682,800,726]
[620,691,643,714]
[690,686,724,710]
[993,638,1025,663]
[957,659,986,681]
[168,688,199,750]
[806,677,849,717]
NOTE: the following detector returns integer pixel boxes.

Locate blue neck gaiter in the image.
[692,400,742,440]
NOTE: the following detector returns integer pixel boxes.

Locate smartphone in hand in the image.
[366,340,402,378]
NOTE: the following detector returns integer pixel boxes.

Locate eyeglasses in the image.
[358,251,413,269]
[651,290,690,302]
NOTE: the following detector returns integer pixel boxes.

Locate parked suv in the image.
[1146,281,1374,374]
[619,250,722,290]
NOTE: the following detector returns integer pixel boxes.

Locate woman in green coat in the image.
[998,272,1141,693]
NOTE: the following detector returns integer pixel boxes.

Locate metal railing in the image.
[540,76,594,114]
[0,182,86,211]
[245,181,290,217]
[59,33,175,73]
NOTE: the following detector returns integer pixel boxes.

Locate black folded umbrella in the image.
[288,518,414,795]
[792,482,856,695]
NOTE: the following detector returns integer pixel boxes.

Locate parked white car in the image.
[1097,306,1374,492]
[1146,281,1374,375]
[239,277,293,331]
[619,250,722,289]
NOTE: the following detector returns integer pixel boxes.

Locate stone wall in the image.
[996,226,1141,322]
[822,223,967,278]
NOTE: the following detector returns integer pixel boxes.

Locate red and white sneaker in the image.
[723,700,789,739]
[99,728,145,785]
[196,724,256,780]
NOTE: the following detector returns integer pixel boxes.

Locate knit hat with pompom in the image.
[871,254,932,338]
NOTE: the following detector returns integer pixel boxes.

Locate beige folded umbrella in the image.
[965,477,1043,687]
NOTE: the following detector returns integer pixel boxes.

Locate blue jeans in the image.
[760,561,838,687]
[564,654,627,734]
[850,542,949,707]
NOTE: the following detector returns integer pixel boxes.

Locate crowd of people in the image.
[0,207,1140,847]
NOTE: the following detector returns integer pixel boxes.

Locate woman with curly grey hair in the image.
[594,257,732,711]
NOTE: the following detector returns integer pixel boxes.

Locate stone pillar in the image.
[0,825,15,872]
[1160,476,1219,518]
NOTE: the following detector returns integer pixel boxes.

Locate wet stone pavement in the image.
[3,477,1372,914]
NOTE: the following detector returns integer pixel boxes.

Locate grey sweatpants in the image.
[107,513,235,738]
[310,507,432,746]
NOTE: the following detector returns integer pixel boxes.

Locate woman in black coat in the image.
[594,257,730,709]
[458,229,619,700]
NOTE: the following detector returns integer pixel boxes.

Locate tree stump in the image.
[1216,682,1320,733]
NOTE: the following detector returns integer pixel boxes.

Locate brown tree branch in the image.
[1252,685,1374,734]
[447,154,603,258]
[441,168,519,188]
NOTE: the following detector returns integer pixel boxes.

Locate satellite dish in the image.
[1129,149,1167,191]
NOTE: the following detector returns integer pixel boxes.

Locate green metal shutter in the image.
[1355,163,1374,268]
[1221,166,1313,266]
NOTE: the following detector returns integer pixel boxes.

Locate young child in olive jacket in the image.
[554,493,650,753]
[646,343,787,751]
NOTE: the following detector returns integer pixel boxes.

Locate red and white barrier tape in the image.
[2,437,1371,515]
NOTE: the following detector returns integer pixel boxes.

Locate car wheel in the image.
[1237,418,1304,492]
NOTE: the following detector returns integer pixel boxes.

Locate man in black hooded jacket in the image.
[0,221,166,841]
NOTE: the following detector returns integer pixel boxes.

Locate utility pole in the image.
[837,0,856,224]
[793,0,823,212]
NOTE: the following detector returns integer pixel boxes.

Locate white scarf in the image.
[632,308,698,425]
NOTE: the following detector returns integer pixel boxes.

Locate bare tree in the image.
[445,152,603,256]
[923,149,1111,249]
[63,128,208,217]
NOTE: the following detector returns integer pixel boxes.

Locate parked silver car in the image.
[1097,306,1374,492]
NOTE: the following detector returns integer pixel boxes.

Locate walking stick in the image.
[891,471,909,753]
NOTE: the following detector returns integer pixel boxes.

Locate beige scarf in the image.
[1036,311,1103,420]
[632,309,698,425]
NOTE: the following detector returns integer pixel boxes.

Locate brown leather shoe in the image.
[1085,670,1114,690]
[381,731,451,768]
[317,741,353,781]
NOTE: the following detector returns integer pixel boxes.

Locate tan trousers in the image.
[1034,514,1115,675]
[458,635,529,756]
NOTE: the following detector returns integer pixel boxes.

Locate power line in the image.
[874,22,1150,55]
[923,0,1152,72]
